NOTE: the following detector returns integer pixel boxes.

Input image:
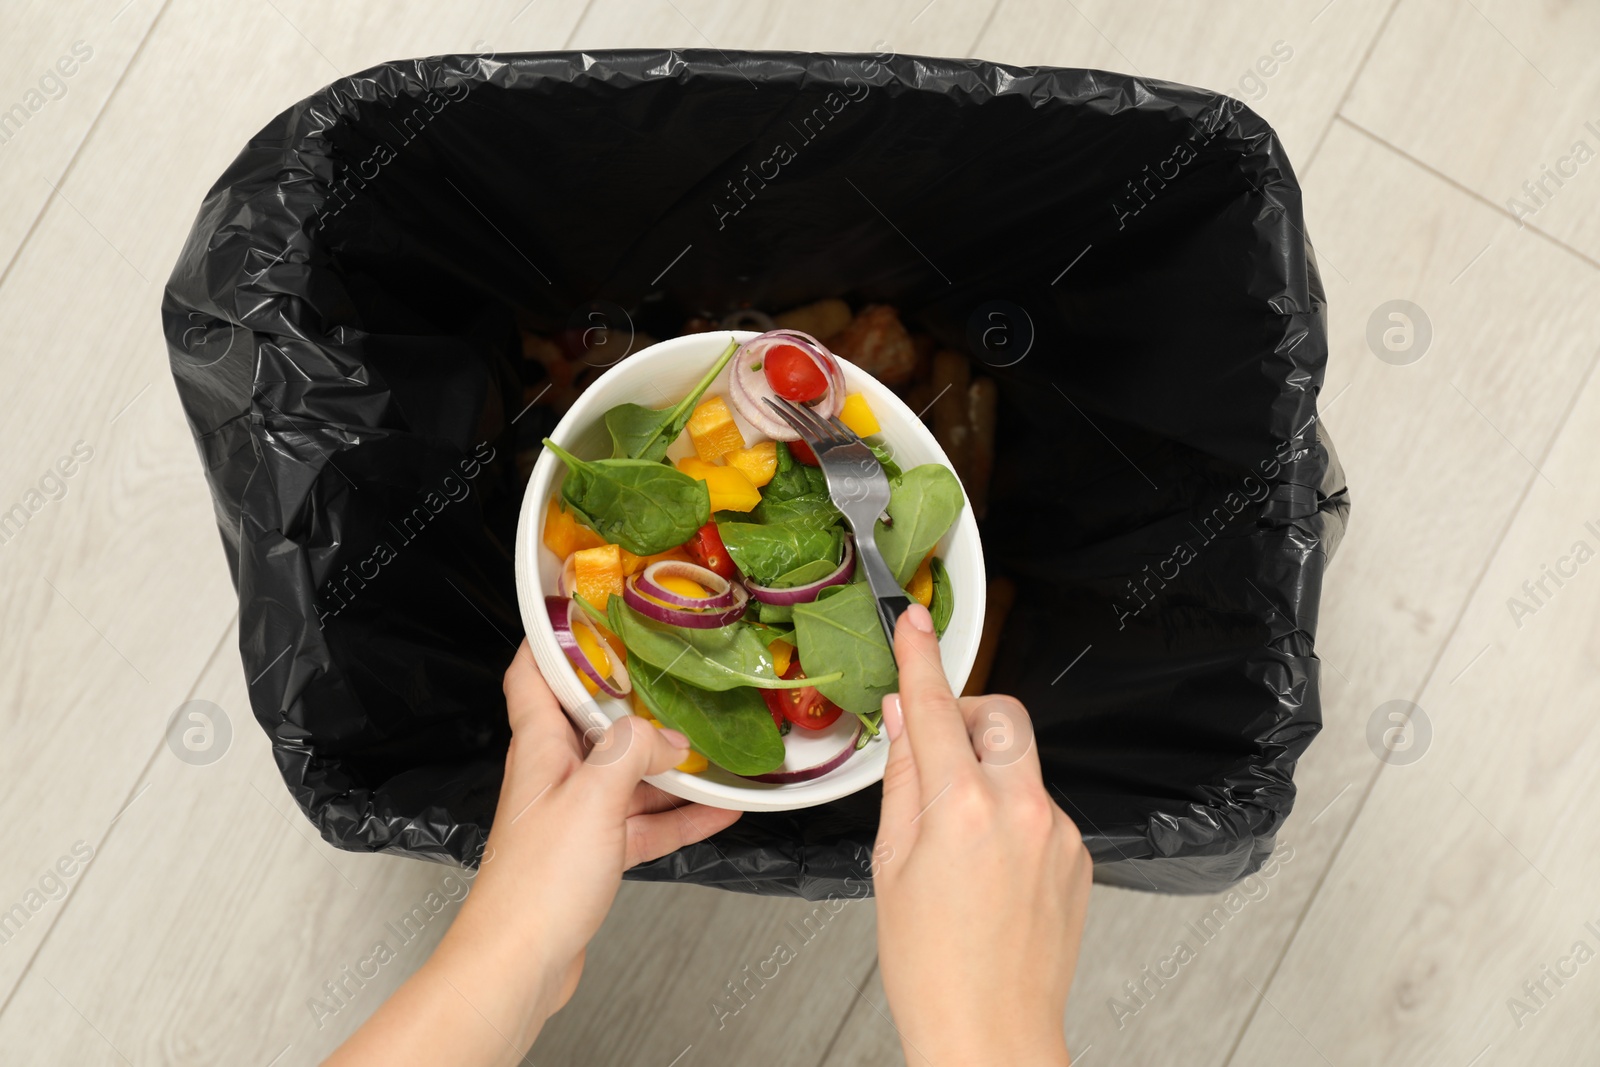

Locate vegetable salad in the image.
[540,330,963,781]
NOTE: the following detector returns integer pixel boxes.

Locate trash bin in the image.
[163,49,1348,897]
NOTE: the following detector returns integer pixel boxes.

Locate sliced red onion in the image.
[746,537,855,606]
[634,560,737,609]
[728,330,843,441]
[624,576,749,628]
[557,553,578,598]
[741,716,862,783]
[546,595,630,697]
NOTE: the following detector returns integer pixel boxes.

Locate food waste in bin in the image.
[164,51,1347,896]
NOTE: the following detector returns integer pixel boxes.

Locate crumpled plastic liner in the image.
[163,49,1348,898]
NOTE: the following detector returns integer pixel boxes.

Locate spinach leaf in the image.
[928,556,953,637]
[752,622,795,645]
[757,601,794,625]
[792,582,898,715]
[752,493,841,530]
[875,464,965,585]
[603,338,740,461]
[543,439,709,556]
[774,558,840,588]
[764,442,830,501]
[628,659,785,776]
[718,522,840,585]
[607,598,836,691]
[869,440,903,481]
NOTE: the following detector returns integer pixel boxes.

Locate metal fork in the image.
[763,397,911,646]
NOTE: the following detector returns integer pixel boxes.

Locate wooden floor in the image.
[2,1,1597,1063]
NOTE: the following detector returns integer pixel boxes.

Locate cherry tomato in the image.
[683,522,735,578]
[786,437,820,466]
[761,660,845,731]
[764,344,830,403]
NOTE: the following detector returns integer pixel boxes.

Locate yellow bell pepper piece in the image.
[724,440,778,487]
[573,619,611,696]
[656,574,709,600]
[906,555,935,607]
[838,393,881,438]
[687,395,746,462]
[675,456,762,512]
[769,638,795,677]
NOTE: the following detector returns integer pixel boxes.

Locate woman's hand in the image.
[327,640,741,1065]
[873,603,1092,1066]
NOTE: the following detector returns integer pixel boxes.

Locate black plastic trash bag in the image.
[164,49,1347,897]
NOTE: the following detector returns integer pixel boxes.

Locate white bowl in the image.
[515,330,986,812]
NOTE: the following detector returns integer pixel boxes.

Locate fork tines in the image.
[763,397,856,451]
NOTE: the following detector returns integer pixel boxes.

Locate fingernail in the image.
[903,603,934,634]
[658,728,691,750]
[882,693,903,741]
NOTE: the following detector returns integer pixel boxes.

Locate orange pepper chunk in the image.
[686,395,746,462]
[573,543,625,609]
[543,499,607,559]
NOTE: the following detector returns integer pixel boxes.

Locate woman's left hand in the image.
[451,640,744,1012]
[327,640,741,1065]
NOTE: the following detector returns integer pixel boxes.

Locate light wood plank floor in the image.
[1,1,1594,1064]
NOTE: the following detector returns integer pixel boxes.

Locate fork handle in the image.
[855,537,915,647]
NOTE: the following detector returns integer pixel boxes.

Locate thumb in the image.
[572,715,691,817]
[876,693,923,846]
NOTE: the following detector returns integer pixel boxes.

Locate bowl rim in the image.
[514,329,986,812]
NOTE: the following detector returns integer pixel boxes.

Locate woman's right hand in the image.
[873,602,1092,1066]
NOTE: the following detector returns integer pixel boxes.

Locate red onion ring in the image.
[728,330,844,440]
[623,577,749,628]
[740,716,862,783]
[634,560,737,609]
[546,595,631,697]
[557,553,578,598]
[745,537,856,606]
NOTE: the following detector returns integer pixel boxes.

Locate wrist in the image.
[902,1026,1070,1066]
[433,893,564,1024]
